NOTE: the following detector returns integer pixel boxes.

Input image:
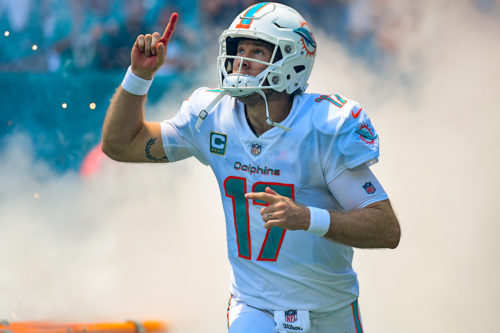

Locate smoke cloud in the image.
[1,1,499,332]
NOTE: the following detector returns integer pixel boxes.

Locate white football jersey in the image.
[161,88,381,312]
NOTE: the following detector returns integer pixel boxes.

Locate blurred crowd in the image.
[0,0,202,75]
[1,0,499,172]
[1,0,499,74]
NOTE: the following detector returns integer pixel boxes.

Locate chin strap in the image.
[195,90,227,132]
[256,89,291,132]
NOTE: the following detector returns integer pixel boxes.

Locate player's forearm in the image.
[325,200,400,249]
[102,87,147,160]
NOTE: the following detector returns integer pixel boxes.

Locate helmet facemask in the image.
[218,37,284,97]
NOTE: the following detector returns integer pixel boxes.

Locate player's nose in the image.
[233,59,250,74]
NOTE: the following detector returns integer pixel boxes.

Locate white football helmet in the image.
[218,2,317,97]
[195,2,317,132]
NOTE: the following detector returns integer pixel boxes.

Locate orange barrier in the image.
[0,320,167,333]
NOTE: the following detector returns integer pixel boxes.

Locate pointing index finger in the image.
[160,12,179,44]
[245,191,280,204]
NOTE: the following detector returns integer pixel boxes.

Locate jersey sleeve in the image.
[327,164,388,210]
[316,99,380,184]
[160,87,209,165]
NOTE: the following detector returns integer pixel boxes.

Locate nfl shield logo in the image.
[285,310,297,323]
[363,182,376,194]
[251,143,262,156]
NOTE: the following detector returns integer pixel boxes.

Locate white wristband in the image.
[121,66,153,95]
[307,207,330,236]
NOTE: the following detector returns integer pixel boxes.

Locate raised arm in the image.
[102,13,178,162]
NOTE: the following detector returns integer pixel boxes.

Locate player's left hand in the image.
[245,187,310,230]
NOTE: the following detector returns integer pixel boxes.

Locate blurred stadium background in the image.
[1,0,499,332]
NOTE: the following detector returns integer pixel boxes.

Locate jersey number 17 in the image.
[224,176,294,262]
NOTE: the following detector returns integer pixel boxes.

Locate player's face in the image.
[232,40,273,77]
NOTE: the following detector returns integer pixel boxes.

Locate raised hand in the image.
[130,12,179,80]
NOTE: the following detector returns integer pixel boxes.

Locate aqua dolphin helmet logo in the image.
[294,27,316,49]
[293,23,316,56]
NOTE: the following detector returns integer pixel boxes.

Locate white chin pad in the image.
[223,73,262,97]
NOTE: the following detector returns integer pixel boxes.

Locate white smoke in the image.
[0,131,230,332]
[1,0,499,332]
[308,1,500,332]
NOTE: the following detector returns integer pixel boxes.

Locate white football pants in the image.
[227,296,364,333]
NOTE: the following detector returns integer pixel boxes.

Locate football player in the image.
[102,3,400,332]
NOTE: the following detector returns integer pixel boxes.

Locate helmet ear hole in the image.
[294,65,305,73]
